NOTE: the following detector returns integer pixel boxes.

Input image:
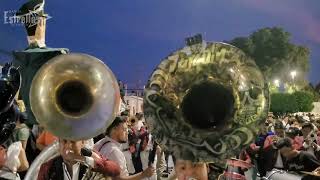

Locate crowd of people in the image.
[0,62,318,180]
[235,113,320,180]
[3,91,320,180]
[0,98,172,180]
[0,62,202,180]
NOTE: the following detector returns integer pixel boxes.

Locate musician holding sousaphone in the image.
[94,117,156,180]
[37,138,120,180]
[143,36,270,179]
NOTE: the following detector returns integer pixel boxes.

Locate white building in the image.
[124,95,143,116]
[312,102,320,115]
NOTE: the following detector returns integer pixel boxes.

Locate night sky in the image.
[0,0,319,88]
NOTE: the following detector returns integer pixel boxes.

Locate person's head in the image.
[276,137,295,158]
[274,121,285,137]
[285,127,300,139]
[17,111,28,124]
[59,138,85,164]
[174,159,208,180]
[301,122,314,137]
[292,118,301,128]
[16,0,47,48]
[106,117,128,143]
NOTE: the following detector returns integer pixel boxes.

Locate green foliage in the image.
[292,91,314,112]
[270,91,314,113]
[228,27,310,85]
[270,93,297,113]
[303,83,320,101]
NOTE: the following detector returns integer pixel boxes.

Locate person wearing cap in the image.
[285,127,303,150]
[37,138,121,180]
[94,117,156,179]
[16,0,47,48]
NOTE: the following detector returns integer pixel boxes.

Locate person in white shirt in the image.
[37,138,121,180]
[94,117,155,180]
[0,142,29,180]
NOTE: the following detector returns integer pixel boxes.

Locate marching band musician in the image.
[94,117,156,180]
[37,138,121,180]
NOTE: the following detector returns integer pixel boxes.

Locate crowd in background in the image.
[3,97,320,179]
[235,113,320,180]
[0,99,169,179]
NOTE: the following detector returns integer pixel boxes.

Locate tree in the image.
[270,93,298,114]
[292,91,314,112]
[315,82,320,95]
[270,91,314,114]
[303,83,320,102]
[228,27,310,87]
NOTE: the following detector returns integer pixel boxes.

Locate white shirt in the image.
[63,162,80,180]
[61,154,94,180]
[94,136,129,176]
[122,142,135,174]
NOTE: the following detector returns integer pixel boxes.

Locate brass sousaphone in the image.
[25,53,120,179]
[143,39,269,176]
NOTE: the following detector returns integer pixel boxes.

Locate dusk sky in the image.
[0,0,319,88]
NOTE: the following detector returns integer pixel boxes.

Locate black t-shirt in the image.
[286,151,320,172]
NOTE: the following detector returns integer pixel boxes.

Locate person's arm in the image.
[89,151,121,177]
[20,140,27,150]
[106,149,155,179]
[0,146,6,168]
[263,136,273,149]
[17,145,29,172]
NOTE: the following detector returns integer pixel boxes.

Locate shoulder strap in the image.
[98,141,111,152]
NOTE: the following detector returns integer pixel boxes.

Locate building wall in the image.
[124,95,143,116]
